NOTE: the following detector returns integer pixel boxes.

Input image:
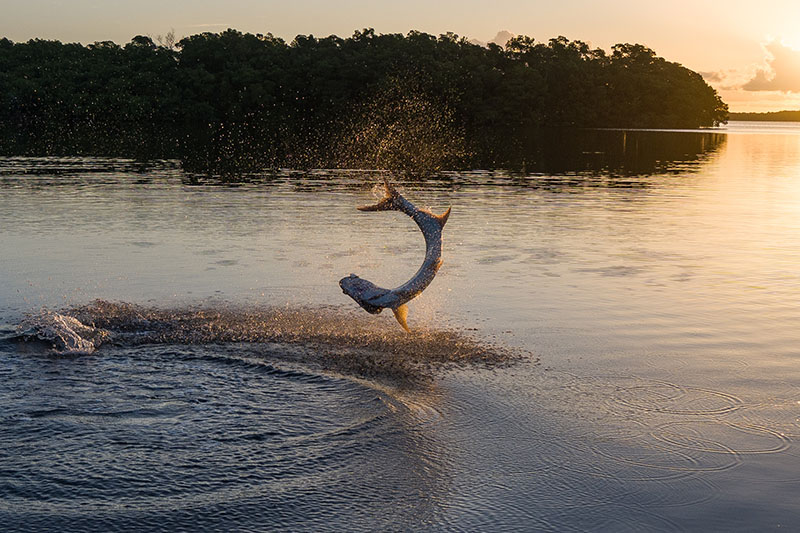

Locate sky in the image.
[2,0,800,112]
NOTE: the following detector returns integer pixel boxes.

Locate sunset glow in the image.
[6,0,800,530]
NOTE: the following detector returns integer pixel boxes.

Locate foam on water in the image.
[17,300,524,382]
[18,311,111,354]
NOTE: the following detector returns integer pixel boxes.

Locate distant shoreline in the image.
[729,111,800,122]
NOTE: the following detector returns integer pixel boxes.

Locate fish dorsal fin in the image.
[435,206,451,228]
[392,304,411,333]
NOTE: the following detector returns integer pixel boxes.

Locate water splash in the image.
[17,300,524,382]
[335,79,469,175]
[18,310,111,354]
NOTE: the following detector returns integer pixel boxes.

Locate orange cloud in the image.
[743,41,800,92]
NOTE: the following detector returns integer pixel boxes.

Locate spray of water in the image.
[17,300,525,382]
[335,77,470,175]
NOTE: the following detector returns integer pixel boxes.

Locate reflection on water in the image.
[1,122,800,530]
[486,127,726,176]
[0,126,725,182]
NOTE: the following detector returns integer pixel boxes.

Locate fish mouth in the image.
[338,275,352,291]
[339,274,385,315]
[338,274,357,294]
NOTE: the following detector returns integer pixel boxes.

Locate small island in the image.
[0,29,728,170]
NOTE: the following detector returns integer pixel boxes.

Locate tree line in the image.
[729,110,800,121]
[0,29,728,172]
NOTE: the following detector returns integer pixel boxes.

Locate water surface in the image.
[1,122,800,530]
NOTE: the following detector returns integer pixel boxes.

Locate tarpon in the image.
[339,179,451,332]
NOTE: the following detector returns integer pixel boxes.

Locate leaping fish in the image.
[339,179,451,332]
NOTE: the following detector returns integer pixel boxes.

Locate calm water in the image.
[2,121,800,531]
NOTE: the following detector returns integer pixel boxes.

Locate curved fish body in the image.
[339,179,450,332]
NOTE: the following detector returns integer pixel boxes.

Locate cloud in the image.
[469,30,515,48]
[699,69,751,91]
[491,30,515,47]
[743,41,800,92]
[699,71,723,83]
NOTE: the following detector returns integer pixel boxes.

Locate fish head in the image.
[339,274,388,314]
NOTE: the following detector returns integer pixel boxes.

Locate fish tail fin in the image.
[434,206,451,228]
[392,304,411,333]
[357,178,400,212]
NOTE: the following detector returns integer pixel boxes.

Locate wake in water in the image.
[16,300,523,381]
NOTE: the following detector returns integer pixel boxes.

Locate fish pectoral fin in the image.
[392,304,411,333]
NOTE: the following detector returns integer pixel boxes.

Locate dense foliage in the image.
[0,29,728,171]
